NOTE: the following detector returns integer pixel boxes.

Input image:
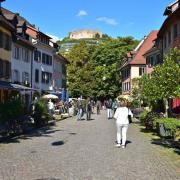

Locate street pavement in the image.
[0,110,179,180]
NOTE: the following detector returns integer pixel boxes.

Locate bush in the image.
[155,118,180,137]
[140,111,164,130]
[139,110,148,124]
[33,99,52,127]
[0,100,24,123]
[131,99,140,109]
[0,100,26,135]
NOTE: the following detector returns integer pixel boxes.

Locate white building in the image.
[26,26,68,94]
[11,36,34,87]
[53,53,68,92]
[70,29,102,39]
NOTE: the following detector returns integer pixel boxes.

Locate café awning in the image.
[0,81,14,89]
[0,81,35,91]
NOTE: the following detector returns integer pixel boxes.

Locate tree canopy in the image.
[142,48,180,101]
[65,37,138,99]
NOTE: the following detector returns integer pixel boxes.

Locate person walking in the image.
[114,98,133,148]
[112,99,118,114]
[86,100,92,120]
[48,99,54,115]
[96,100,101,115]
[77,98,83,120]
[105,98,113,119]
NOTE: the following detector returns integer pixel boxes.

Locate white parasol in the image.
[42,94,59,99]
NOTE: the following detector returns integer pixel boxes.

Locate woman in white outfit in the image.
[114,99,133,148]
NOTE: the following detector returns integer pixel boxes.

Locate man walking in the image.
[96,100,101,115]
[86,100,92,120]
[77,98,83,120]
[105,98,113,119]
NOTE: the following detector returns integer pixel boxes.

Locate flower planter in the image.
[157,123,175,139]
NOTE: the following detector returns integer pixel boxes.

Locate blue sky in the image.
[3,0,173,40]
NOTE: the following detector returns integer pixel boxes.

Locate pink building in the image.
[120,31,158,97]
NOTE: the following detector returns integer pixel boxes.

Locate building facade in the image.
[154,0,180,60]
[0,8,16,102]
[53,54,68,92]
[26,26,68,94]
[70,29,102,39]
[0,5,68,104]
[120,31,158,97]
[144,0,180,113]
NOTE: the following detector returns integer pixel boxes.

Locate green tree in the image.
[65,41,96,98]
[65,37,138,99]
[94,33,100,39]
[102,34,111,39]
[90,37,138,99]
[142,48,180,116]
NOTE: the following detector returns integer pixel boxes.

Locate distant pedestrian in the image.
[105,98,113,119]
[86,100,92,120]
[114,98,133,148]
[112,99,118,114]
[96,100,101,115]
[77,98,83,120]
[68,101,74,116]
[48,99,54,115]
[91,100,95,113]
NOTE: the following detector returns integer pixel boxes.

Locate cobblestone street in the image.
[0,110,179,180]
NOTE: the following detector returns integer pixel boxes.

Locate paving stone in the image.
[0,110,179,180]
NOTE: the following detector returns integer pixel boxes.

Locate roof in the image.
[0,14,15,31]
[17,20,26,27]
[143,46,159,57]
[1,7,33,27]
[2,13,16,20]
[163,0,179,15]
[158,6,180,38]
[121,30,158,69]
[38,31,52,39]
[55,53,69,64]
[127,51,136,58]
[16,35,35,49]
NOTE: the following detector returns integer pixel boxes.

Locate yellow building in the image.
[0,11,16,102]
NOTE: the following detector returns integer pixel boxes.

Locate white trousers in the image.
[107,108,112,118]
[116,124,128,146]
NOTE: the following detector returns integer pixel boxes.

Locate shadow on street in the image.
[0,126,64,144]
[51,140,65,146]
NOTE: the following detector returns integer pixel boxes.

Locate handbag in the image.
[128,109,132,124]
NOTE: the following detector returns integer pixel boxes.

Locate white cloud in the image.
[96,17,118,26]
[77,10,88,17]
[46,33,62,42]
